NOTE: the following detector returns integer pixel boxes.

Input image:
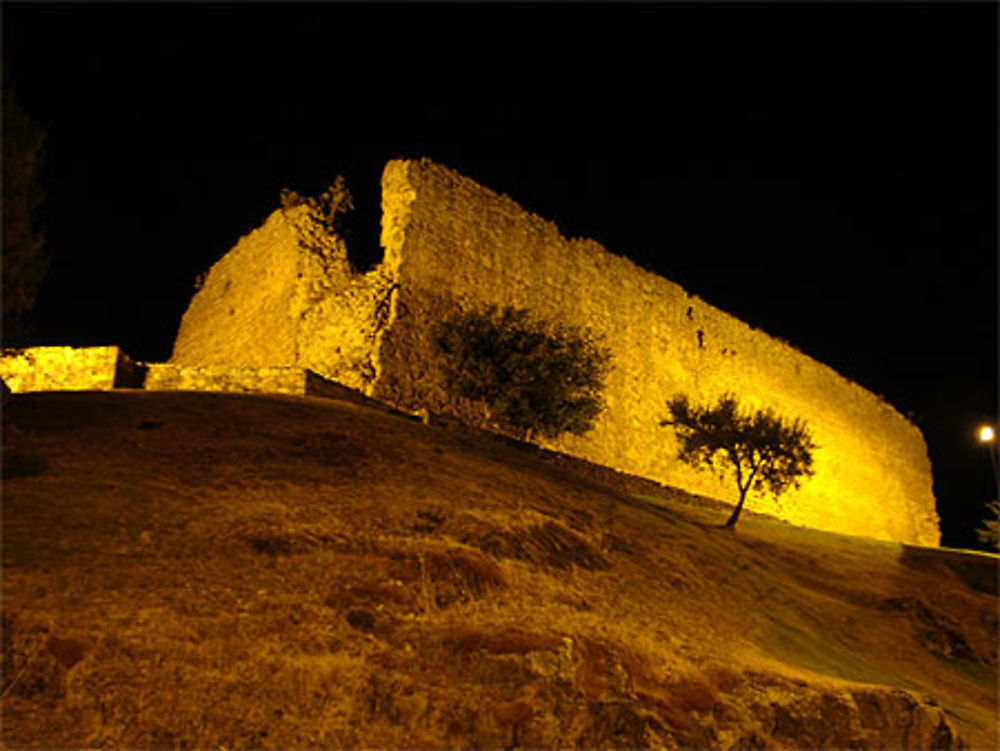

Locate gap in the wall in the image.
[337,163,385,274]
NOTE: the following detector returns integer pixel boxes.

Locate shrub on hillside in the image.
[432,306,611,440]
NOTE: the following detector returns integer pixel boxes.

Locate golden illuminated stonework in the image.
[170,158,940,546]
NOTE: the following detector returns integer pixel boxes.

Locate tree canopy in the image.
[432,306,611,440]
[662,393,817,528]
[976,500,1000,551]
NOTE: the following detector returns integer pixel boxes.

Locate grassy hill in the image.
[2,391,997,749]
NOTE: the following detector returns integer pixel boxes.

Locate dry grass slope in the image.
[2,391,996,749]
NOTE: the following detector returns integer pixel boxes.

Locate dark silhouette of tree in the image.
[2,64,49,346]
[433,306,611,440]
[661,393,816,528]
[976,500,1000,551]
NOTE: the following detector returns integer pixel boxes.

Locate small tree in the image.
[432,306,611,440]
[661,393,817,528]
[975,500,1000,551]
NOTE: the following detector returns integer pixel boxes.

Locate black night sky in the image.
[3,3,997,549]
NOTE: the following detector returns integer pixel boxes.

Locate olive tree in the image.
[432,306,611,440]
[661,393,817,528]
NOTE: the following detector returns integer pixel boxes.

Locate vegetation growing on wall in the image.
[432,306,611,440]
[280,176,354,260]
[661,393,816,528]
[168,158,941,545]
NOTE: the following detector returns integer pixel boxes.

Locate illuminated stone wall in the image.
[145,364,309,395]
[145,364,390,411]
[171,205,397,392]
[0,346,140,392]
[170,159,940,545]
[373,160,939,545]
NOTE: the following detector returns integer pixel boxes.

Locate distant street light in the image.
[978,424,999,499]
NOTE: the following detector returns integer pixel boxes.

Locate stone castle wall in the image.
[144,363,398,413]
[372,160,938,545]
[144,363,310,395]
[170,158,940,545]
[0,346,141,392]
[171,209,302,368]
[171,205,397,392]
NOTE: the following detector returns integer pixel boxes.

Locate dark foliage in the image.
[432,306,611,440]
[2,65,49,346]
[279,176,354,262]
[280,175,354,236]
[661,393,816,527]
[975,500,999,551]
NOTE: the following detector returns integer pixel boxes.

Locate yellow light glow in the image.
[979,426,996,443]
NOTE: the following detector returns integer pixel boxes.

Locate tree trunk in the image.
[724,487,749,528]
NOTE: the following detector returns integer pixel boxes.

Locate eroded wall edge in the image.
[169,201,400,394]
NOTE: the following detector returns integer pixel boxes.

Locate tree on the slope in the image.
[661,393,817,528]
[2,64,49,346]
[975,500,1000,551]
[432,305,612,441]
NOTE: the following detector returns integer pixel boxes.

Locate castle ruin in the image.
[166,158,939,546]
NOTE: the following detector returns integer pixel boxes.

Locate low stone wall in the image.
[0,346,140,392]
[0,349,396,414]
[142,365,397,415]
[144,364,309,395]
[303,371,405,414]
